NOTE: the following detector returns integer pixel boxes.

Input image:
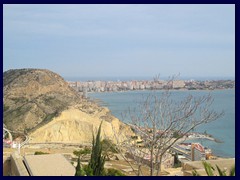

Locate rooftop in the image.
[23,154,75,176]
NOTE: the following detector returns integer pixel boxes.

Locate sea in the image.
[88,89,235,158]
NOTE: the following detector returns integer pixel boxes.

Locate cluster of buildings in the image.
[171,142,214,162]
[127,126,215,171]
[67,79,235,95]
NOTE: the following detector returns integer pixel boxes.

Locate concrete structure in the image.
[3,153,75,176]
[191,143,206,161]
[3,155,11,176]
[170,144,192,161]
[171,142,210,162]
[9,152,29,176]
[182,158,235,176]
[23,154,75,176]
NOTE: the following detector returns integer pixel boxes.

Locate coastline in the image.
[68,79,235,94]
[183,136,222,143]
[88,89,235,158]
[87,88,235,94]
[177,134,218,144]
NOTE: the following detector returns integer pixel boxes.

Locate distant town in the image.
[67,79,235,95]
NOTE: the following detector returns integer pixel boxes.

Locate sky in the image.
[3,4,235,80]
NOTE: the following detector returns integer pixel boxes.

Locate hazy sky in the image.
[3,4,235,79]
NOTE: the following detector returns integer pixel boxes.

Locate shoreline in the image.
[87,88,234,95]
[87,90,234,158]
[178,135,223,144]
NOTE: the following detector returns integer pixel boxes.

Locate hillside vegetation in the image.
[3,69,133,143]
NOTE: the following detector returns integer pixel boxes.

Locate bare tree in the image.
[112,76,224,176]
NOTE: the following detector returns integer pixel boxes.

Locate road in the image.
[3,127,29,148]
[3,127,13,142]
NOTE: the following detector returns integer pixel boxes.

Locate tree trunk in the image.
[150,147,154,176]
[156,155,162,176]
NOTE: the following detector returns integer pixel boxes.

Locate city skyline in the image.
[3,4,235,79]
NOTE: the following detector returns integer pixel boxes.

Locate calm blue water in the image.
[89,89,235,158]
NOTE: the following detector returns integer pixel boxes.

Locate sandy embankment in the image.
[28,107,133,144]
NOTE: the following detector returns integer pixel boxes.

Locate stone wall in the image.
[10,152,29,176]
[3,156,11,176]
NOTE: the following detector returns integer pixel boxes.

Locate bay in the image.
[88,89,235,158]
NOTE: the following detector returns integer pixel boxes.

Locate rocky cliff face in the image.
[29,107,130,144]
[3,69,133,143]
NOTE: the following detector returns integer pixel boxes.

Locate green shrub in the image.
[172,131,181,138]
[3,104,10,112]
[192,161,235,176]
[75,157,86,176]
[73,148,91,157]
[83,165,93,176]
[131,136,138,140]
[106,168,125,176]
[34,151,49,155]
[101,139,118,153]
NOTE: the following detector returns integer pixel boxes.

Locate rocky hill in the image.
[3,68,133,143]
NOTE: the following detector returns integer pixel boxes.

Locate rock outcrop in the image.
[29,107,130,144]
[3,68,133,143]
